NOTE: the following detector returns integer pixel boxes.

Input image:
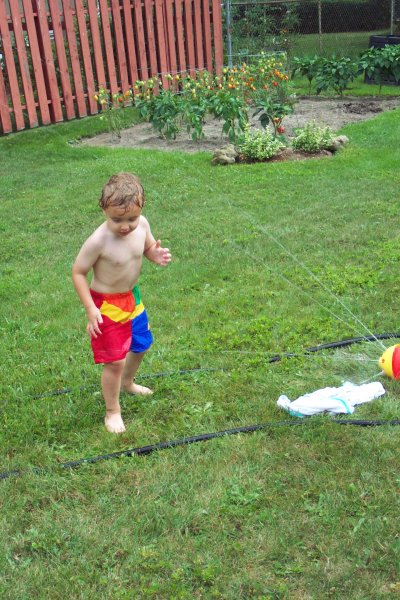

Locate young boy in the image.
[72,173,171,433]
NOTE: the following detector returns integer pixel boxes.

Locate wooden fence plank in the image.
[8,0,38,127]
[184,0,196,73]
[174,0,187,75]
[132,0,148,80]
[143,0,158,76]
[154,0,168,82]
[33,0,63,122]
[0,1,25,129]
[1,0,224,133]
[22,0,50,124]
[61,0,87,117]
[47,0,76,120]
[0,61,12,133]
[164,0,177,77]
[75,0,98,114]
[99,0,118,93]
[122,0,139,86]
[87,0,107,89]
[211,0,223,73]
[110,0,129,92]
[192,0,204,70]
[201,0,212,72]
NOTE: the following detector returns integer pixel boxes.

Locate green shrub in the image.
[359,44,400,92]
[236,125,286,161]
[315,55,359,96]
[291,55,323,94]
[291,121,335,153]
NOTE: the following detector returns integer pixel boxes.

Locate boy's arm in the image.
[143,219,172,266]
[72,238,103,338]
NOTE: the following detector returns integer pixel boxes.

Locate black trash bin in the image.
[369,34,400,48]
[365,35,400,85]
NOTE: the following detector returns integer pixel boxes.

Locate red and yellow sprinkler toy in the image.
[379,344,400,380]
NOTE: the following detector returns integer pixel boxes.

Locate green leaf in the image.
[260,114,270,128]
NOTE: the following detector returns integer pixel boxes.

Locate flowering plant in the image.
[292,121,334,153]
[93,87,131,138]
[236,124,286,161]
[94,53,295,141]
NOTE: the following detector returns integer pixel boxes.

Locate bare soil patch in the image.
[81,96,400,155]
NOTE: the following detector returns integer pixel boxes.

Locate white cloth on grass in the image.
[277,381,385,418]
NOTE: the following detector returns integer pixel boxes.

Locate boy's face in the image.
[103,203,142,238]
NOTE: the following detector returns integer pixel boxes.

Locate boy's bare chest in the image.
[100,232,145,268]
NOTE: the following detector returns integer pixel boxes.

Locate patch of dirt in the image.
[81,96,400,155]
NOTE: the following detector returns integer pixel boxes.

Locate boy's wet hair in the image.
[99,172,145,210]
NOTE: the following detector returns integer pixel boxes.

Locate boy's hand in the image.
[86,306,103,338]
[146,240,172,266]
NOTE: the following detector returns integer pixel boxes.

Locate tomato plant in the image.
[94,52,295,142]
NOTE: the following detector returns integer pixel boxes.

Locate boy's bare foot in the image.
[105,411,126,434]
[121,381,153,395]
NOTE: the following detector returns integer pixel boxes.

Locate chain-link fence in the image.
[224,0,400,65]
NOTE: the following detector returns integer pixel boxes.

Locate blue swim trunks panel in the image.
[130,285,153,353]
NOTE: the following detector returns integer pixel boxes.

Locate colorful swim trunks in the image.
[130,285,153,353]
[90,289,136,364]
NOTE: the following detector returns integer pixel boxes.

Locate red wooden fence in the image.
[0,0,223,134]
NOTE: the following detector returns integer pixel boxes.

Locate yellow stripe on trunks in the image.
[132,301,145,319]
[100,300,144,323]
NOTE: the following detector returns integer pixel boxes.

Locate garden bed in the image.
[236,147,333,163]
[82,96,400,155]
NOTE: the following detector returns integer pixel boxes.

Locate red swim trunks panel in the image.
[90,289,136,364]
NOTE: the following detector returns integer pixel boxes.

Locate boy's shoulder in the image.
[139,214,150,227]
[81,222,108,249]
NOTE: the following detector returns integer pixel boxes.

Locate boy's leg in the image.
[121,350,153,395]
[102,359,126,433]
[121,285,153,395]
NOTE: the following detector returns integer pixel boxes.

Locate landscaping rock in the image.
[336,134,349,145]
[211,144,238,165]
[327,134,349,152]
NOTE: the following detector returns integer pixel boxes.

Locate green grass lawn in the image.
[293,73,400,96]
[1,100,400,598]
[229,29,390,62]
[289,29,390,58]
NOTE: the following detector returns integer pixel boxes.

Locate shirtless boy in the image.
[72,173,171,433]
